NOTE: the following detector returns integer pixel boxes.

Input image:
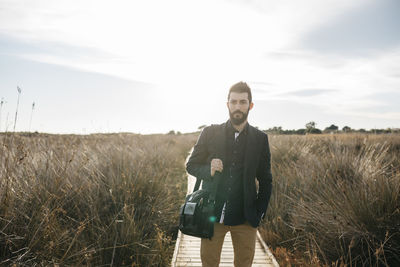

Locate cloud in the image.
[283,88,338,97]
[1,1,248,87]
[0,54,157,133]
[0,0,370,85]
[0,0,399,133]
[301,0,400,56]
[352,91,400,113]
[0,34,114,62]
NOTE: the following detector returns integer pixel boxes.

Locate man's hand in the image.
[211,158,223,176]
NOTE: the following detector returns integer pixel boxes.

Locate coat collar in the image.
[220,120,256,178]
[226,119,249,136]
[212,121,228,163]
[244,122,257,178]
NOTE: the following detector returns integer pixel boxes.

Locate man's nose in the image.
[233,103,241,109]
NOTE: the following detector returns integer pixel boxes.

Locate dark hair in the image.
[228,81,252,103]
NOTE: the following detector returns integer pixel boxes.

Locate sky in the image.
[0,0,399,134]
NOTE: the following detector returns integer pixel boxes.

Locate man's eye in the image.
[240,101,247,104]
[230,101,237,104]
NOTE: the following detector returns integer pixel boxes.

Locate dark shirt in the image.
[214,120,248,226]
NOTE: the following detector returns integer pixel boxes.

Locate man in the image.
[186,81,273,267]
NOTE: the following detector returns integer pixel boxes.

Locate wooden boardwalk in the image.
[172,153,279,266]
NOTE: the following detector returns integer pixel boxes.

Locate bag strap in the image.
[193,178,201,192]
[209,172,220,203]
[193,172,221,202]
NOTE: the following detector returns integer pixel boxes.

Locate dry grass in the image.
[261,133,400,266]
[1,132,399,266]
[0,132,197,266]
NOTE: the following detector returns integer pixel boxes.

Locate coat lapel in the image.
[214,121,227,164]
[244,125,257,180]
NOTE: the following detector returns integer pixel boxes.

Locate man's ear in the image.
[249,102,254,110]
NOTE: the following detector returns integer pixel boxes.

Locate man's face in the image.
[227,92,253,125]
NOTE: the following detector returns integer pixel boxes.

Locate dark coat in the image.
[186,120,273,228]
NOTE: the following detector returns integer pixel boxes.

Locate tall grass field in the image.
[1,132,399,266]
[261,134,400,266]
[0,133,196,266]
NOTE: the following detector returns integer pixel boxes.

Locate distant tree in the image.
[167,130,175,135]
[326,124,339,130]
[266,126,283,134]
[370,128,385,134]
[342,126,351,133]
[305,121,316,133]
[324,124,339,133]
[296,128,306,135]
[309,128,322,134]
[306,121,315,129]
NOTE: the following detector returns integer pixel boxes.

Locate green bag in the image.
[178,173,220,239]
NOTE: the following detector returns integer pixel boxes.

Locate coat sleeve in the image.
[186,127,212,182]
[256,133,273,219]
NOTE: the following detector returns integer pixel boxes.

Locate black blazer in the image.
[186,120,273,227]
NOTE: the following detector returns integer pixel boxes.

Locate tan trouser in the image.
[200,222,257,267]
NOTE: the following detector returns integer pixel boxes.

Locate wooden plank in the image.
[171,229,182,266]
[257,231,280,267]
[177,257,272,262]
[175,263,271,267]
[176,255,272,260]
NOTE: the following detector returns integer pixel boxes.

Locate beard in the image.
[229,109,249,125]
